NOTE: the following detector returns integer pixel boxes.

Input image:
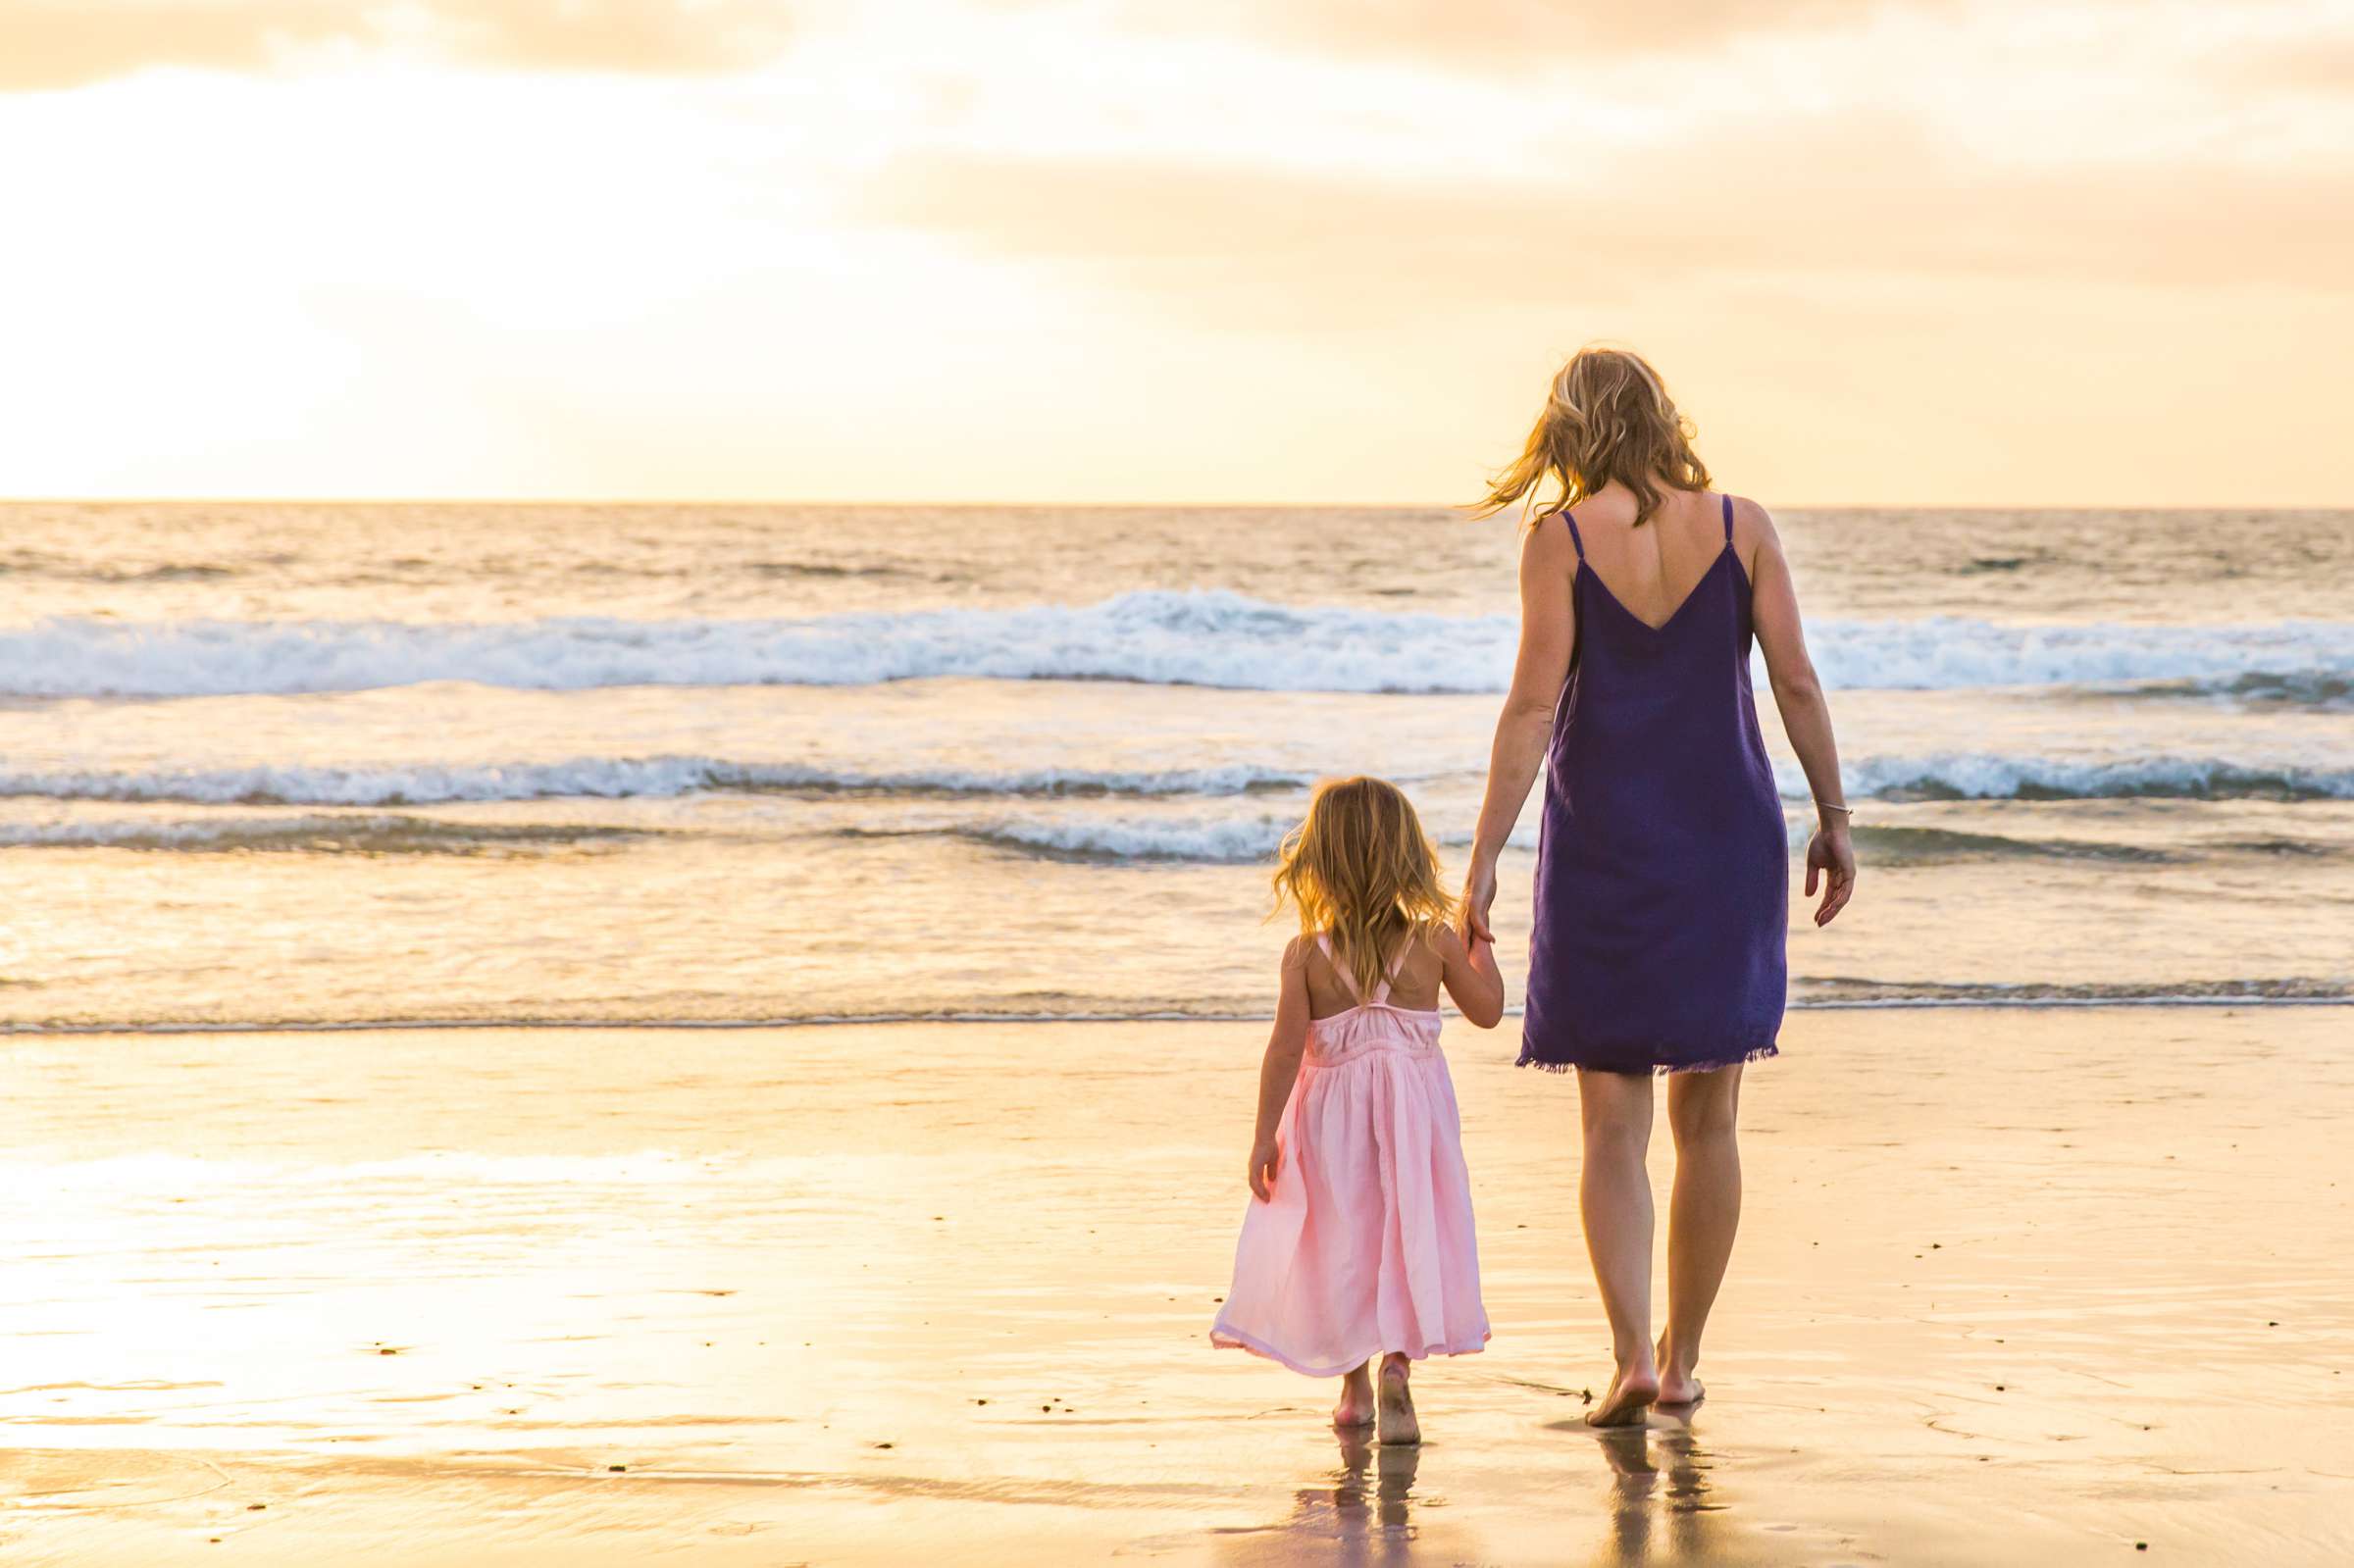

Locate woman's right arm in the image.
[1743,500,1857,926]
[1461,517,1576,941]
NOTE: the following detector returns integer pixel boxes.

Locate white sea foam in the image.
[0,759,1316,806]
[9,594,2351,696]
[958,815,1303,863]
[944,756,2354,865]
[1827,754,2354,801]
[0,815,345,848]
[5,752,2345,815]
[0,814,632,851]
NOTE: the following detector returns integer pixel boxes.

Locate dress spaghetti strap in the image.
[1720,492,1733,547]
[1561,510,1586,561]
[1314,933,1359,1002]
[1317,931,1413,1006]
[1369,937,1410,1006]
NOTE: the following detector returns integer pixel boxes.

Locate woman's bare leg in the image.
[1659,1064,1744,1404]
[1577,1068,1659,1426]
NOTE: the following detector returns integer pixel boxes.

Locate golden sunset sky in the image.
[2,0,2348,504]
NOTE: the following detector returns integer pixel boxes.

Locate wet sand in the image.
[5,1007,2352,1565]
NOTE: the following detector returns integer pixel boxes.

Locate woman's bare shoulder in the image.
[1727,494,1786,557]
[1727,493,1779,531]
[1517,508,1578,570]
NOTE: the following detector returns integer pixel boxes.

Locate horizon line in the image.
[4,496,2349,513]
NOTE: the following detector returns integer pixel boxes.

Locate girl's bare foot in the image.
[1586,1360,1659,1428]
[1375,1355,1420,1445]
[1333,1361,1375,1428]
[1654,1334,1705,1406]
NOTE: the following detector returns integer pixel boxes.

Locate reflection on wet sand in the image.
[1214,1426,1481,1567]
[1218,1405,1774,1568]
[1319,1431,1419,1557]
[1516,1405,1782,1567]
[1584,1416,1736,1566]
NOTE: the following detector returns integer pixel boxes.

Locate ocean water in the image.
[2,501,2349,1033]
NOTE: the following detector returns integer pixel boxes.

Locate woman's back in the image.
[1553,484,1747,632]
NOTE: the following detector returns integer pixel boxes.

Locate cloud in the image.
[1105,0,1949,71]
[0,0,796,90]
[859,114,2354,329]
[2223,32,2354,97]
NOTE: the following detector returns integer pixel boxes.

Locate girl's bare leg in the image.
[1375,1352,1419,1445]
[1659,1064,1744,1405]
[1334,1359,1375,1427]
[1577,1068,1659,1426]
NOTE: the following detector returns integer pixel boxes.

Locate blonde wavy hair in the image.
[1473,345,1712,527]
[1270,777,1454,999]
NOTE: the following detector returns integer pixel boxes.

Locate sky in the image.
[1,0,2349,505]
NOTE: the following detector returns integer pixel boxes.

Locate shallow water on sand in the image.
[7,1007,2350,1564]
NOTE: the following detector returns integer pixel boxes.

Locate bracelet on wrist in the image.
[1817,802,1853,821]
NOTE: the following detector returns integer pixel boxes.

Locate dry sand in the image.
[5,1006,2351,1564]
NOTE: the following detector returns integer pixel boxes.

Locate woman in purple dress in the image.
[1460,346,1858,1427]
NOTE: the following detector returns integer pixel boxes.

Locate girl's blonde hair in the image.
[1271,777,1454,999]
[1473,345,1712,527]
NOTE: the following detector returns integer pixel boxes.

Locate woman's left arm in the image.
[1746,500,1856,926]
[1461,517,1577,940]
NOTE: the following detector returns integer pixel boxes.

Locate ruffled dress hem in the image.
[1516,1039,1780,1076]
[1207,1323,1491,1380]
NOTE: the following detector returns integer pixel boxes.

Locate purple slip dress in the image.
[1520,492,1788,1074]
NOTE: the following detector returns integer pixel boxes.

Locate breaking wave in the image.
[0,815,641,854]
[0,759,1317,807]
[9,595,2350,697]
[1837,755,2354,801]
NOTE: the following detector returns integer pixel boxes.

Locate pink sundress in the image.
[1210,933,1490,1377]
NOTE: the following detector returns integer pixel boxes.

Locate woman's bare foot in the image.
[1654,1334,1706,1406]
[1375,1355,1420,1445]
[1586,1360,1659,1428]
[1333,1361,1375,1428]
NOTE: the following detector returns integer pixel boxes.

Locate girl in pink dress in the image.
[1210,777,1505,1443]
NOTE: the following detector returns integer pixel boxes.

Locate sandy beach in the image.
[7,1004,2349,1564]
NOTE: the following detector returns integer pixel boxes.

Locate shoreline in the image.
[6,989,2351,1037]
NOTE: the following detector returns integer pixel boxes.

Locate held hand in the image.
[1458,858,1498,945]
[1804,827,1857,926]
[1247,1137,1282,1202]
